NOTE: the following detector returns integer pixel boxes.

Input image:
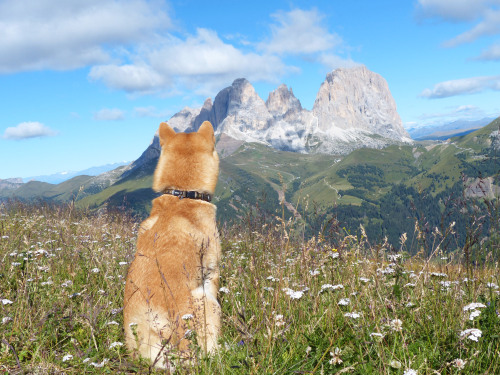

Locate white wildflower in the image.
[219,287,230,294]
[380,267,395,275]
[182,314,194,320]
[109,342,123,349]
[309,269,320,276]
[283,288,304,300]
[329,347,342,365]
[118,261,127,266]
[2,317,13,324]
[338,298,350,306]
[463,302,486,311]
[129,322,138,327]
[89,359,109,368]
[62,354,73,362]
[1,299,13,305]
[344,312,361,319]
[388,254,403,262]
[275,314,286,327]
[263,287,274,291]
[61,280,72,288]
[390,319,403,331]
[320,284,344,293]
[359,277,371,283]
[91,268,99,273]
[469,310,481,321]
[460,328,482,342]
[106,321,119,326]
[452,358,466,370]
[403,369,417,375]
[370,332,384,339]
[487,282,499,289]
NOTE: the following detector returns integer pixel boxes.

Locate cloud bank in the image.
[3,122,57,140]
[421,75,500,98]
[0,1,356,97]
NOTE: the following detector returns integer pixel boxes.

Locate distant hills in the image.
[21,162,131,184]
[407,117,495,141]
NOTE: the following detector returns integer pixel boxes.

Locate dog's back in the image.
[123,121,220,368]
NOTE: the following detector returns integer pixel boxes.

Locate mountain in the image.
[0,178,23,192]
[2,68,498,252]
[22,162,131,184]
[159,66,411,154]
[408,117,495,141]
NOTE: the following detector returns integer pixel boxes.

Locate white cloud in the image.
[443,8,500,47]
[420,75,500,98]
[259,8,341,55]
[93,108,125,121]
[0,0,171,73]
[318,53,360,71]
[416,0,500,22]
[90,28,290,96]
[477,43,500,60]
[2,122,57,140]
[0,2,353,97]
[416,0,500,47]
[89,64,169,94]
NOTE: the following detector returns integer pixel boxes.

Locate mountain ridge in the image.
[163,66,411,154]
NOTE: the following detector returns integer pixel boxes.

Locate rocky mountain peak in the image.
[266,84,302,117]
[312,65,409,141]
[162,66,411,156]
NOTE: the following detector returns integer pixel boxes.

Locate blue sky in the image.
[1,0,499,179]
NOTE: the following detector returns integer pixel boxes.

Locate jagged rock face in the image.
[214,78,273,139]
[266,84,302,117]
[168,107,201,132]
[313,66,409,141]
[163,66,411,155]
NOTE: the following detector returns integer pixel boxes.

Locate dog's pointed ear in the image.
[198,121,215,145]
[158,122,176,147]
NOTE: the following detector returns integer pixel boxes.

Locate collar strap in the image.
[163,189,212,202]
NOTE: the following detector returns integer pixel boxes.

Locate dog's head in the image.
[152,121,219,194]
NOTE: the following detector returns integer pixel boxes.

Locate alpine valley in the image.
[1,66,499,252]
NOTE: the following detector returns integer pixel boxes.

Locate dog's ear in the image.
[198,121,215,145]
[158,122,176,147]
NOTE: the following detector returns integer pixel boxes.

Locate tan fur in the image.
[123,121,220,368]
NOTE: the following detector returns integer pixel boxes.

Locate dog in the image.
[123,121,221,368]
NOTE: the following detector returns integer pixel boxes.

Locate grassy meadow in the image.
[0,200,499,374]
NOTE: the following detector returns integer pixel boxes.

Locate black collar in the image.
[162,189,212,202]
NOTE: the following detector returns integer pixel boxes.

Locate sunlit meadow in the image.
[0,200,499,374]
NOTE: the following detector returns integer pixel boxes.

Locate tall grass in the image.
[0,200,499,374]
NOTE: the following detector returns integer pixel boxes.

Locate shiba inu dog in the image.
[123,121,221,368]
